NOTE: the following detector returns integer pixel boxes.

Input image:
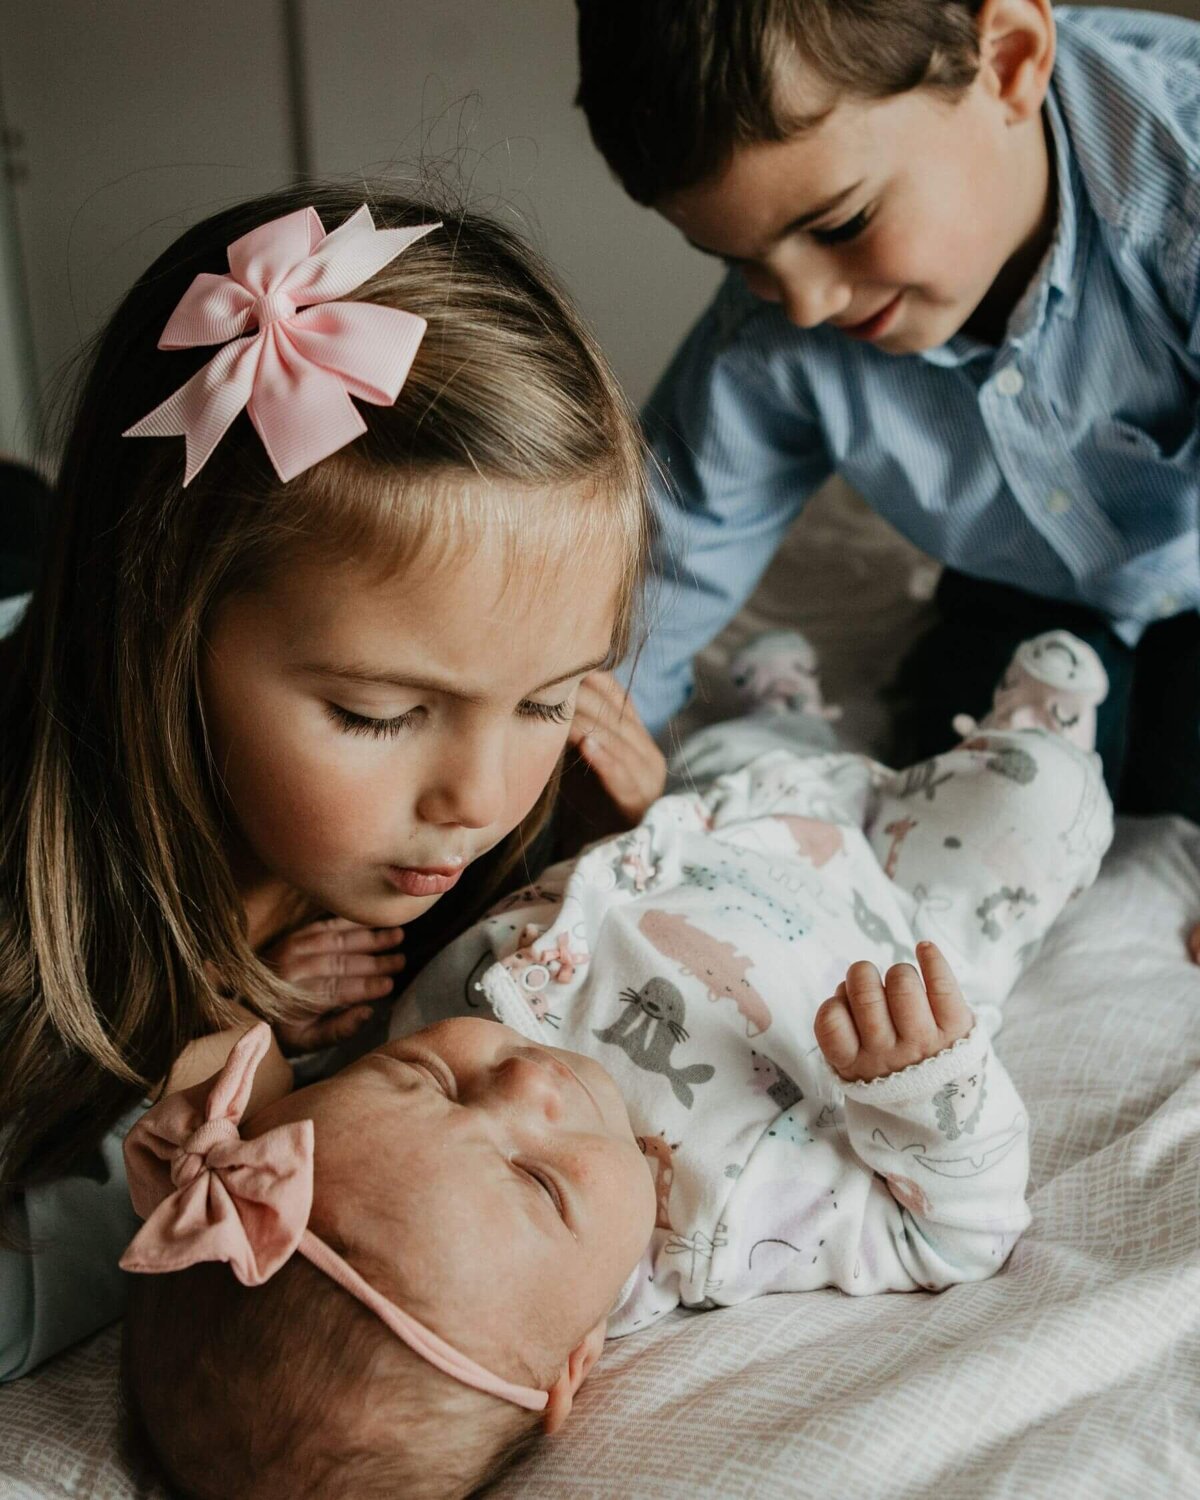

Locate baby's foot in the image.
[730,630,840,719]
[952,630,1108,752]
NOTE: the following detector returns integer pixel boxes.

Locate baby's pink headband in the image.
[123,204,439,485]
[120,1024,549,1412]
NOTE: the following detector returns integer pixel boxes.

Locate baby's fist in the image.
[814,942,974,1084]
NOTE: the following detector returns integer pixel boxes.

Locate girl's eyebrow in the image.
[298,653,612,699]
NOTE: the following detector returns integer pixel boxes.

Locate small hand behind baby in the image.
[814,942,974,1085]
[568,671,667,828]
[260,917,406,1053]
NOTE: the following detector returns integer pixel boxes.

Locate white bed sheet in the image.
[3,486,1197,1499]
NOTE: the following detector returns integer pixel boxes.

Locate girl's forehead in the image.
[263,538,620,692]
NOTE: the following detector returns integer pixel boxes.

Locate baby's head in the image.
[123,1019,656,1499]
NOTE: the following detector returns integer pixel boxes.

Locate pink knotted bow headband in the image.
[120,1024,549,1412]
[123,204,440,484]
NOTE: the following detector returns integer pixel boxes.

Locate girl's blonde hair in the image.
[0,184,649,1204]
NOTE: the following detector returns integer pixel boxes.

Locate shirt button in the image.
[1046,490,1072,515]
[995,367,1024,397]
[1158,594,1180,617]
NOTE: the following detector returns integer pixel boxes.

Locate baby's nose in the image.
[492,1054,567,1122]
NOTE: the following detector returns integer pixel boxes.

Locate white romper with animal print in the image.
[393,715,1112,1334]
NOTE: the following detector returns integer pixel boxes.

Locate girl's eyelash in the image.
[518,698,572,725]
[811,208,872,246]
[326,703,420,739]
[328,700,570,736]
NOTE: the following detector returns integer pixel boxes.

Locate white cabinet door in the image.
[299,0,722,407]
[0,0,297,443]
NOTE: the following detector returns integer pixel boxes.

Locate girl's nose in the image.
[415,739,507,830]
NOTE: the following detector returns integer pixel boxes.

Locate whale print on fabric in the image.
[593,978,716,1108]
[681,859,805,943]
[639,909,773,1037]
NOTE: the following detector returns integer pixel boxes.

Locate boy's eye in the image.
[326,703,421,738]
[518,698,572,726]
[811,208,872,246]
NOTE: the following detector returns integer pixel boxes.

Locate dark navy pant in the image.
[894,568,1200,824]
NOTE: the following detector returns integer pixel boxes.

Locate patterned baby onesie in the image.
[392,715,1113,1334]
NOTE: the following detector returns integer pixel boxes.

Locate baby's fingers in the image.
[882,962,939,1048]
[814,987,861,1076]
[844,960,897,1050]
[915,942,972,1037]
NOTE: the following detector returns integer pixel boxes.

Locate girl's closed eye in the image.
[811,207,873,246]
[326,703,423,739]
[518,697,573,725]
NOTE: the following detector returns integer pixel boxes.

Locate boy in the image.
[575,1,1200,821]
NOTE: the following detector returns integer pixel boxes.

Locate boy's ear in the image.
[541,1319,607,1435]
[975,0,1056,125]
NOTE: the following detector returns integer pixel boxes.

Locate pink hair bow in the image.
[123,205,440,485]
[121,1025,313,1284]
[121,1023,550,1412]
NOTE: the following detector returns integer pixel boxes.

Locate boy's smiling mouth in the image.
[835,292,904,342]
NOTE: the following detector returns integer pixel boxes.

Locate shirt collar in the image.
[919,83,1084,369]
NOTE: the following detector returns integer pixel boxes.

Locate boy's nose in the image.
[778,269,853,329]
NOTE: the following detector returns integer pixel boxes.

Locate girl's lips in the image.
[837,292,904,342]
[385,865,464,897]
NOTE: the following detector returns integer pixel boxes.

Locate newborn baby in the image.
[122,632,1112,1500]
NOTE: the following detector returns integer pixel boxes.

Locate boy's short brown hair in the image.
[576,0,987,204]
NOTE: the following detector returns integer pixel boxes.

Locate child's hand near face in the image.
[815,942,974,1084]
[260,917,406,1052]
[565,670,667,837]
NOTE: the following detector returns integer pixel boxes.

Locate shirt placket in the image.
[980,349,1124,583]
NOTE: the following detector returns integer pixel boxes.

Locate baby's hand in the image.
[814,942,974,1085]
[260,917,406,1053]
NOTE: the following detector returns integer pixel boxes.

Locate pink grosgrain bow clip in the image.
[120,1023,552,1411]
[120,1025,313,1284]
[123,205,440,485]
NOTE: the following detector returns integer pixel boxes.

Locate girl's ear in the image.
[976,0,1056,125]
[541,1318,607,1434]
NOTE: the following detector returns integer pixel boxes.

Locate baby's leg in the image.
[869,634,1114,1030]
[669,630,843,789]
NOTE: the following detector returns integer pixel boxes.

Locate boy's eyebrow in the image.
[299,652,612,700]
[686,180,864,259]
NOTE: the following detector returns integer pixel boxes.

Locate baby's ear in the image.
[541,1319,607,1434]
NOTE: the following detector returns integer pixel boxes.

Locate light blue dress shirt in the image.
[633,7,1200,733]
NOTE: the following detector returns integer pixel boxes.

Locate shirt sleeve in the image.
[0,1110,142,1382]
[625,276,833,734]
[718,1026,1030,1302]
[834,1027,1031,1291]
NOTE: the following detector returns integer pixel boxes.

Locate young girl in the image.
[0,184,659,1379]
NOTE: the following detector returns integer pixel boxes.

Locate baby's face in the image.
[250,1017,656,1389]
